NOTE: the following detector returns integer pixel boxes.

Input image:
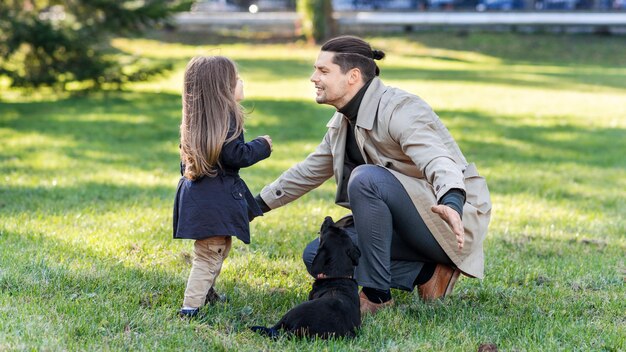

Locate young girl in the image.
[173,56,272,317]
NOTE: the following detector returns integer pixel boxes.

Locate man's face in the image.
[310,51,351,109]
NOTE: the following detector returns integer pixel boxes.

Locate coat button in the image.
[276,190,282,196]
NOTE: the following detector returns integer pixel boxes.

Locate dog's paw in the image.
[250,326,280,339]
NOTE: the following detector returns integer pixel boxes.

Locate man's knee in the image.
[302,238,319,276]
[347,165,381,196]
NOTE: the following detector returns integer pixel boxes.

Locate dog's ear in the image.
[321,216,334,235]
[346,245,361,266]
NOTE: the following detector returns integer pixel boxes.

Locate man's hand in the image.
[431,204,464,249]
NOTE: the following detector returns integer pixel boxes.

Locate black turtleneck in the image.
[338,79,373,125]
[340,79,373,165]
[334,80,372,204]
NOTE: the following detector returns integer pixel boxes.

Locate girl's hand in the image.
[261,135,272,151]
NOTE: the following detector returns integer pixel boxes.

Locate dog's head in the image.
[310,216,361,279]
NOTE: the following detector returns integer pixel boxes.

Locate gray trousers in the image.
[303,165,452,291]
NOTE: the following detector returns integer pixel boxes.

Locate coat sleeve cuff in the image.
[438,188,465,219]
[254,194,271,213]
[259,183,286,210]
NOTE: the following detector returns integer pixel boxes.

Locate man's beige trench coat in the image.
[260,77,491,278]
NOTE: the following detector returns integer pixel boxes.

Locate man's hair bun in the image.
[372,50,385,60]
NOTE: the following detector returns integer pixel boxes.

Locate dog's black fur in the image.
[251,216,362,339]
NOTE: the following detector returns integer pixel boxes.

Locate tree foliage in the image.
[297,0,335,44]
[0,0,185,90]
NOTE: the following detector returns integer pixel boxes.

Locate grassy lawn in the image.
[1,32,625,351]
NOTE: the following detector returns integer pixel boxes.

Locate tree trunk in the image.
[297,0,335,44]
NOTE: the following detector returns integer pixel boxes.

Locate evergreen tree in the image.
[0,0,185,90]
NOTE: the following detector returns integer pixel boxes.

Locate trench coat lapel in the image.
[325,112,347,160]
[354,77,387,164]
[356,77,386,131]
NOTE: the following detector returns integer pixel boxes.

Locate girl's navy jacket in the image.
[173,130,271,244]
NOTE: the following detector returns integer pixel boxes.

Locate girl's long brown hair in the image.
[180,56,244,180]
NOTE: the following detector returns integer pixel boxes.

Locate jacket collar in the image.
[337,78,373,124]
[326,77,387,130]
[356,77,386,130]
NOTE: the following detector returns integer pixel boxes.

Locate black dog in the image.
[251,216,361,339]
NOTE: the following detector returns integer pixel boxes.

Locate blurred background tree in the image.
[297,0,335,44]
[0,0,191,90]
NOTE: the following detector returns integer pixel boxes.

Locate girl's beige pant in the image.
[183,236,232,308]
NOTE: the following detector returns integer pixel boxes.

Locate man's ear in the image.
[348,68,362,85]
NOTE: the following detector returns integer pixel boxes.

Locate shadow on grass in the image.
[0,92,182,172]
[436,109,626,169]
[0,182,174,214]
[382,65,626,91]
[436,108,625,212]
[400,32,626,69]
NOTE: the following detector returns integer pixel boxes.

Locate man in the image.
[255,35,491,314]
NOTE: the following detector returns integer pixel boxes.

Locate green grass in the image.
[1,32,625,351]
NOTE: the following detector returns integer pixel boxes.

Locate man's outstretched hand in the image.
[431,204,464,249]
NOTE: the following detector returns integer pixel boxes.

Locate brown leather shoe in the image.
[418,264,461,301]
[359,291,394,315]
